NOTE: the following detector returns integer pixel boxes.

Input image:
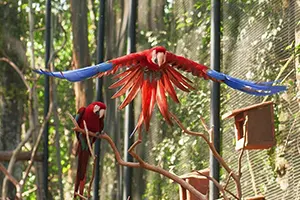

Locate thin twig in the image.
[0,163,19,186]
[87,156,97,198]
[224,188,239,200]
[238,115,248,178]
[20,102,53,190]
[83,120,95,159]
[0,57,31,91]
[171,113,242,199]
[223,171,233,191]
[74,192,88,200]
[83,120,96,198]
[247,151,258,196]
[195,171,229,200]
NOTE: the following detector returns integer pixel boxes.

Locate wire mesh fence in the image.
[222,0,300,199]
[103,0,299,199]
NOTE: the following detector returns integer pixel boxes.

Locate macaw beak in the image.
[157,52,165,67]
[99,109,105,119]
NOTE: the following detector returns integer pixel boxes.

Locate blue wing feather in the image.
[34,62,113,82]
[207,69,286,96]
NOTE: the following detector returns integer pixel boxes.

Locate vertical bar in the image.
[43,0,51,198]
[93,0,105,199]
[123,0,137,199]
[209,0,221,200]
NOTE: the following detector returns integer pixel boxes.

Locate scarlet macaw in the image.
[35,46,285,136]
[74,102,106,198]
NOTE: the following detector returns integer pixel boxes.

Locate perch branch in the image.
[83,120,95,159]
[83,120,96,198]
[127,140,206,200]
[67,113,206,200]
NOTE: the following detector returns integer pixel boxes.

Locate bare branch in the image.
[20,101,53,191]
[0,57,30,92]
[171,113,243,199]
[195,171,228,200]
[68,113,206,200]
[223,171,233,191]
[0,151,43,161]
[238,116,248,178]
[74,192,88,200]
[0,163,19,187]
[127,138,206,200]
[83,120,95,159]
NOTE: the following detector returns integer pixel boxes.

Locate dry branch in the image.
[170,113,244,199]
[0,151,43,162]
[0,163,19,187]
[67,113,206,200]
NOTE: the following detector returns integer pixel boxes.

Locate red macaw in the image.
[74,102,106,198]
[35,46,285,136]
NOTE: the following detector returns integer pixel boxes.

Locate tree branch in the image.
[171,113,243,199]
[0,57,31,92]
[0,163,19,187]
[67,113,206,200]
[0,151,43,161]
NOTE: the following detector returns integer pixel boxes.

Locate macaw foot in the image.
[95,131,104,135]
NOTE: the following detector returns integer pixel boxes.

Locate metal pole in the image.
[123,0,137,199]
[209,0,221,199]
[94,0,105,199]
[43,0,51,198]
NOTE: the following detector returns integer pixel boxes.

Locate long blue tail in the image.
[34,62,113,82]
[206,69,286,96]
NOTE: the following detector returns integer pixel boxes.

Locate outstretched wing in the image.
[166,52,286,96]
[34,50,148,82]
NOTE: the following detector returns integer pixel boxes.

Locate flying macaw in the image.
[35,46,286,136]
[74,102,106,198]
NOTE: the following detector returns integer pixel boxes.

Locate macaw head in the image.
[86,101,106,119]
[149,46,167,67]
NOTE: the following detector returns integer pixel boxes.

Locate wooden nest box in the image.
[178,168,209,200]
[223,101,275,150]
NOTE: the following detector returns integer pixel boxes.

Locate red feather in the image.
[142,79,151,130]
[111,69,141,98]
[109,66,140,89]
[156,79,172,125]
[119,71,144,109]
[166,52,210,79]
[161,73,180,103]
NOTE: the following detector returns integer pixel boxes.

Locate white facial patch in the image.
[93,105,100,114]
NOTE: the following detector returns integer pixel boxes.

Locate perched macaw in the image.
[74,102,106,198]
[35,46,286,136]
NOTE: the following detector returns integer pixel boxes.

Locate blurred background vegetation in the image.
[0,0,299,199]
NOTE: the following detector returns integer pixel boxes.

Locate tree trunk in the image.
[68,0,93,196]
[70,0,94,110]
[0,2,26,199]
